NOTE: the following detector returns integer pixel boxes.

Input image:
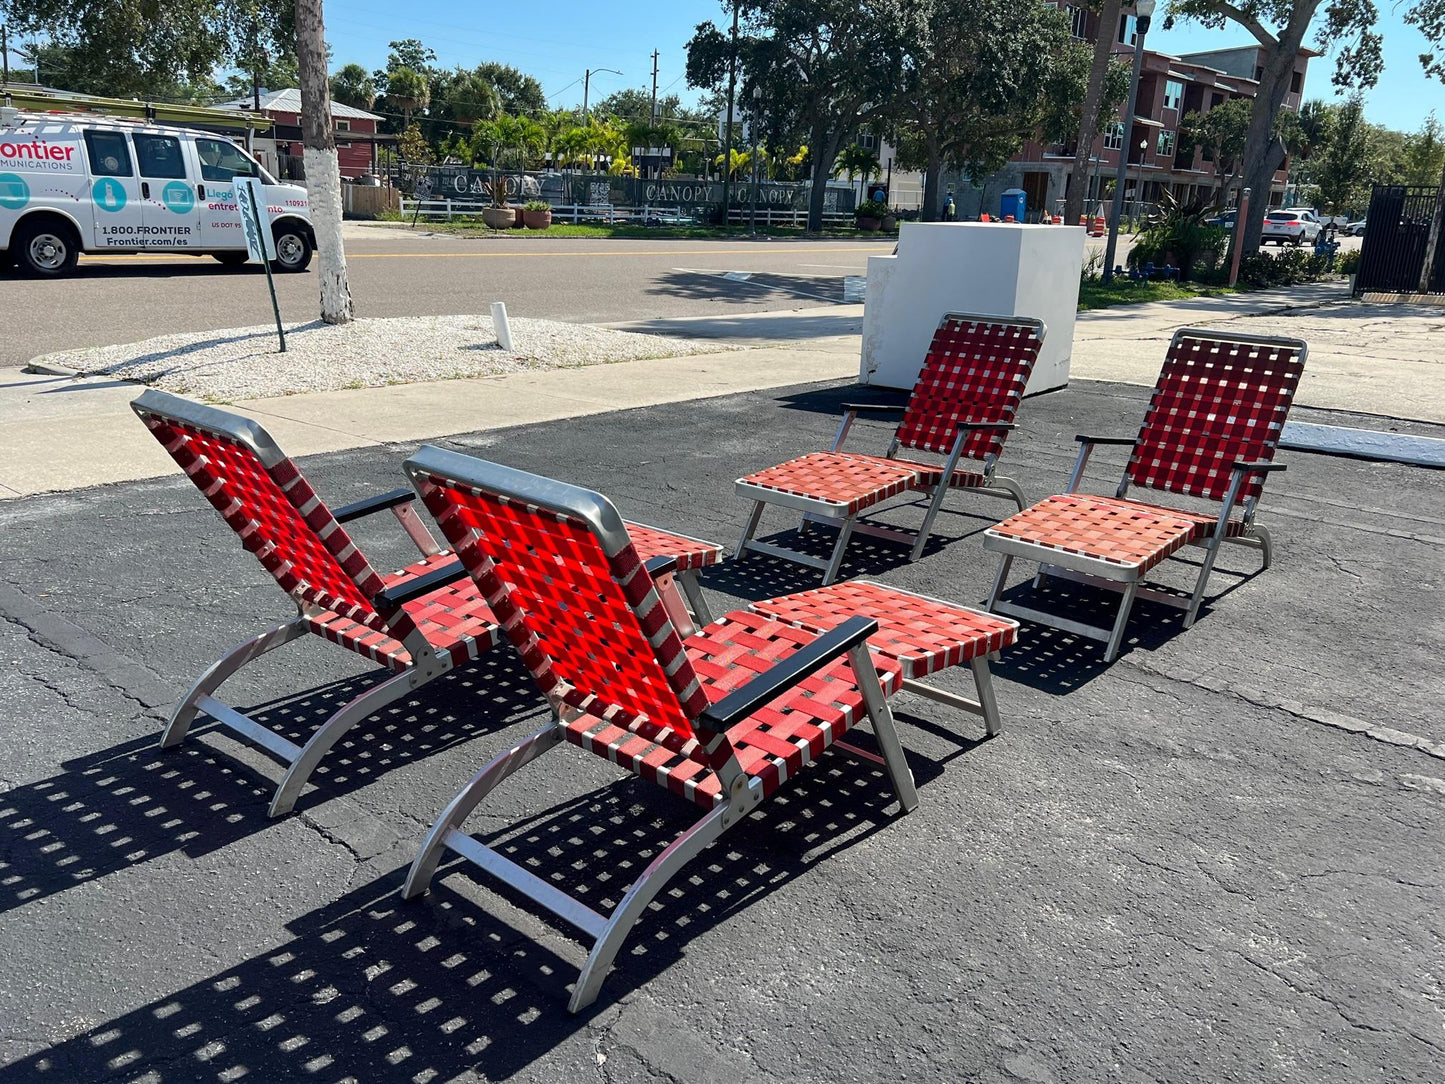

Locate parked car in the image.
[1261,208,1323,246]
[1205,211,1237,229]
[1343,219,1367,236]
[0,108,313,277]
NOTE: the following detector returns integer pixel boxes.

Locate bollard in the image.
[491,301,514,352]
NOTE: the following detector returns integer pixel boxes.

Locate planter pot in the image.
[511,207,525,228]
[857,216,881,232]
[481,206,514,230]
[1347,273,1356,293]
[523,209,553,230]
[882,215,898,231]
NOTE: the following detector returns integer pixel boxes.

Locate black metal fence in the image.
[1354,184,1445,296]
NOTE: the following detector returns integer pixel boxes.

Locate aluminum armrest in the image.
[839,403,906,415]
[699,615,878,731]
[1231,460,1286,474]
[333,487,415,524]
[956,421,1016,432]
[1074,434,1138,447]
[373,559,468,609]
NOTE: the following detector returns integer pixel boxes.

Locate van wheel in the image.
[270,225,312,273]
[14,219,80,277]
[213,251,251,267]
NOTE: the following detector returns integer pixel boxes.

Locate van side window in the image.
[195,138,256,183]
[83,130,133,177]
[133,134,188,179]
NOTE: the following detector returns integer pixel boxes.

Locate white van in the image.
[0,108,314,277]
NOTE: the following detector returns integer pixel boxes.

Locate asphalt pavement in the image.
[0,375,1440,1083]
[4,230,895,369]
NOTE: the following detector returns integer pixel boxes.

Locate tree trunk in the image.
[1065,0,1124,225]
[1237,10,1313,253]
[920,144,943,222]
[294,0,354,324]
[808,132,843,232]
[1419,155,1445,294]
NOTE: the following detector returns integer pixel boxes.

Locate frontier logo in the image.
[0,139,79,172]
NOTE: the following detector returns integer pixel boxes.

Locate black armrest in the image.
[1232,460,1286,474]
[333,487,415,524]
[840,402,906,415]
[699,615,877,731]
[1074,434,1138,447]
[644,554,677,577]
[956,421,1015,432]
[373,559,467,609]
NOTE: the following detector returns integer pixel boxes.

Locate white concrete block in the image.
[860,222,1085,394]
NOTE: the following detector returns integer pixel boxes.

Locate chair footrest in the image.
[196,695,303,763]
[443,828,610,941]
[739,538,831,572]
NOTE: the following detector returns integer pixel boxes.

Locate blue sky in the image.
[321,0,1442,130]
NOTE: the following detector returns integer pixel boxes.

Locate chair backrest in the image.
[894,313,1046,461]
[1126,330,1307,503]
[404,447,725,762]
[132,389,394,634]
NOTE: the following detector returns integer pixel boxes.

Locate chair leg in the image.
[969,656,1003,737]
[735,501,765,561]
[909,483,951,562]
[677,571,715,626]
[822,514,857,585]
[1103,581,1140,662]
[1253,524,1273,570]
[1183,539,1223,630]
[986,554,1015,611]
[402,719,565,899]
[848,644,918,813]
[160,617,309,749]
[569,803,729,1013]
[268,667,421,817]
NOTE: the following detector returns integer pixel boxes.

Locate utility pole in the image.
[649,50,659,126]
[721,3,739,229]
[1,25,9,86]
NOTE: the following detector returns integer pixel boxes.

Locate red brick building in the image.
[949,7,1315,219]
[220,88,383,180]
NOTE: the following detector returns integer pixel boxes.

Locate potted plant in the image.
[855,197,888,232]
[523,200,553,229]
[882,207,899,231]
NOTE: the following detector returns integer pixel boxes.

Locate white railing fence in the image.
[398,199,856,229]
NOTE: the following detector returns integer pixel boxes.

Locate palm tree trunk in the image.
[1065,0,1123,226]
[294,0,354,324]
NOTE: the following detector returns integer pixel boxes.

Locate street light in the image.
[749,84,762,235]
[1102,0,1155,283]
[581,67,623,126]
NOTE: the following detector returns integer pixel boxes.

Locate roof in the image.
[218,87,380,122]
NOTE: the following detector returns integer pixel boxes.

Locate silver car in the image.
[1261,209,1322,245]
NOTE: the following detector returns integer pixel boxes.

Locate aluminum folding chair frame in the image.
[398,446,918,1012]
[735,312,1044,585]
[983,329,1307,661]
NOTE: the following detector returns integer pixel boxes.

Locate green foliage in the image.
[1180,98,1252,188]
[330,63,377,110]
[523,200,551,211]
[1401,114,1445,186]
[474,63,547,116]
[386,66,431,125]
[833,142,881,182]
[396,124,433,166]
[1337,247,1362,275]
[1125,192,1229,280]
[1236,248,1338,287]
[1313,95,1373,213]
[856,198,890,218]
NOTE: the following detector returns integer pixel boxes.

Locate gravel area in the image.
[31,314,736,401]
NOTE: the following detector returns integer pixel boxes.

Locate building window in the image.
[336,118,352,149]
[1070,4,1089,39]
[1157,129,1175,157]
[1117,13,1137,45]
[1103,121,1125,151]
[1163,79,1184,112]
[857,132,877,151]
[1290,70,1303,94]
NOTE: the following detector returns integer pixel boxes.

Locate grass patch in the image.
[366,215,885,241]
[1077,278,1242,310]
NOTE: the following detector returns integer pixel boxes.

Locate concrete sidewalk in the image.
[4,279,1440,499]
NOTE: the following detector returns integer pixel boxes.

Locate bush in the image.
[523,200,551,212]
[1337,247,1361,276]
[855,198,889,219]
[1236,248,1338,288]
[1127,220,1228,281]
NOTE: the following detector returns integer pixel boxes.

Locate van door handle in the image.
[197,183,206,200]
[141,182,150,199]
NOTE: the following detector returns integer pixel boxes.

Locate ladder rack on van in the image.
[1,85,271,135]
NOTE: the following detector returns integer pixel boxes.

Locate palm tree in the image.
[387,66,430,129]
[330,63,376,110]
[449,72,501,126]
[834,142,881,203]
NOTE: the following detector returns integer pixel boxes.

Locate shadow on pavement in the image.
[0,747,934,1083]
[0,652,545,917]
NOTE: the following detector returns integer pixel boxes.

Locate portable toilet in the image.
[1000,188,1026,223]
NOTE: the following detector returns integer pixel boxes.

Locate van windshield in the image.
[195,138,274,185]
